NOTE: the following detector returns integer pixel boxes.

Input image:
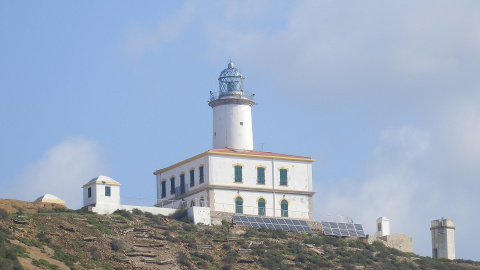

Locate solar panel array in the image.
[232,215,313,233]
[321,221,366,237]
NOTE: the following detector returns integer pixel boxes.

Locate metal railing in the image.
[213,202,353,223]
[209,91,255,102]
[121,196,209,209]
[155,197,209,209]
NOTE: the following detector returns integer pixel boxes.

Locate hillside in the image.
[1,200,479,270]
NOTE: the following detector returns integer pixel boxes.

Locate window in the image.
[240,122,243,125]
[258,198,266,216]
[199,166,204,184]
[257,167,265,184]
[88,187,92,198]
[234,165,243,182]
[105,186,111,197]
[190,170,195,187]
[180,174,186,194]
[235,197,243,214]
[280,169,288,185]
[281,199,288,217]
[161,181,166,198]
[170,177,175,195]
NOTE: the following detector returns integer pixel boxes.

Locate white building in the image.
[154,61,315,219]
[82,175,178,217]
[431,218,455,260]
[374,216,390,237]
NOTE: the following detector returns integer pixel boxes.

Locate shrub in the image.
[221,219,230,227]
[169,207,189,222]
[197,260,208,268]
[132,208,143,215]
[269,229,288,239]
[32,259,60,270]
[222,243,231,250]
[191,251,214,262]
[113,209,133,220]
[177,252,191,267]
[90,246,101,260]
[183,223,197,232]
[36,232,51,244]
[224,250,239,264]
[0,209,9,221]
[110,239,124,252]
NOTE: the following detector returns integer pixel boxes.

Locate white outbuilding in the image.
[34,194,66,205]
[82,175,121,208]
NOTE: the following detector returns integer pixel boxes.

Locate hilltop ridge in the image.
[0,199,479,270]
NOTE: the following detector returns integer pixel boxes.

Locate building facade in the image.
[431,218,455,260]
[154,61,315,219]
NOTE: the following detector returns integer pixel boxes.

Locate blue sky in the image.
[1,0,480,260]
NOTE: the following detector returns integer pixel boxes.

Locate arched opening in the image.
[235,196,243,214]
[281,199,288,217]
[258,198,266,216]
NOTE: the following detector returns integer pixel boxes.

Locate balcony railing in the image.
[209,91,255,102]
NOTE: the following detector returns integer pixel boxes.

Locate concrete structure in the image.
[431,218,455,260]
[82,175,177,216]
[154,61,315,220]
[187,206,211,225]
[374,216,390,237]
[368,233,413,253]
[34,194,66,205]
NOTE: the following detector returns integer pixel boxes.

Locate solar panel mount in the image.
[232,215,313,233]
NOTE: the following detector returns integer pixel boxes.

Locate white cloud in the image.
[316,125,430,251]
[0,137,108,209]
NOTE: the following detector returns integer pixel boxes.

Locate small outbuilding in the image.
[34,194,66,205]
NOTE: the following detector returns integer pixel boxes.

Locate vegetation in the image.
[1,202,480,270]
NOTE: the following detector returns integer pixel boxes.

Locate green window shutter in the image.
[280,169,288,185]
[105,186,111,197]
[258,198,265,216]
[235,197,243,214]
[199,166,204,183]
[257,167,265,184]
[170,178,175,194]
[234,166,242,182]
[190,170,195,187]
[281,200,288,217]
[161,181,166,198]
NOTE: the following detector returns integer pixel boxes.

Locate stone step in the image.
[197,245,213,249]
[83,237,97,242]
[125,252,156,257]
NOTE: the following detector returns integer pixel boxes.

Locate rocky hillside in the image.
[1,199,480,270]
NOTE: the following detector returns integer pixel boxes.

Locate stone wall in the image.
[368,233,413,253]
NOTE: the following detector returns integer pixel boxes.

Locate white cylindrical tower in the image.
[209,61,255,150]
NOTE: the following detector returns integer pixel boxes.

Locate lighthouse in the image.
[155,60,315,221]
[209,60,255,150]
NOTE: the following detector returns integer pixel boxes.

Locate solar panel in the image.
[321,222,366,238]
[232,215,313,233]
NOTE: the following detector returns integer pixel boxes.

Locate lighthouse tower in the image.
[209,60,255,150]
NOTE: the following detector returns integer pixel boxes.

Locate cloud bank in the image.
[1,137,108,209]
